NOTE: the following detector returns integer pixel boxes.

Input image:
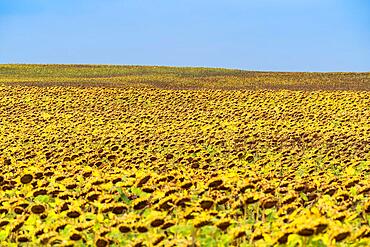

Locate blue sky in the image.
[0,0,369,71]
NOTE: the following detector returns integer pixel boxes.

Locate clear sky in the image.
[0,0,369,71]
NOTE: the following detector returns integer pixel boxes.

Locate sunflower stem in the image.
[191,227,198,247]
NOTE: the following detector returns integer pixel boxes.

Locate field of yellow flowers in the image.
[0,65,370,246]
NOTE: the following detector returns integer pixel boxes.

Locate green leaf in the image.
[0,230,8,241]
[116,187,131,205]
[300,192,308,202]
[131,187,146,197]
[34,195,50,203]
[169,224,193,236]
[60,224,74,237]
[107,228,122,240]
[25,214,38,225]
[310,239,327,247]
[200,225,218,236]
[288,234,303,247]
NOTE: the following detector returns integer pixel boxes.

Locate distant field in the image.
[0,65,370,246]
[1,64,370,90]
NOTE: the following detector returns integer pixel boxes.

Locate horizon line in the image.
[1,63,369,74]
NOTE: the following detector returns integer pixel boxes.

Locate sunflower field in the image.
[0,65,370,246]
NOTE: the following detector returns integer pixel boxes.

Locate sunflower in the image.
[13,206,24,215]
[260,197,278,209]
[243,194,260,205]
[207,178,223,189]
[216,219,232,231]
[297,227,315,237]
[315,222,328,234]
[333,231,350,242]
[39,233,56,245]
[175,196,191,207]
[118,224,131,233]
[156,197,173,211]
[55,222,68,232]
[150,218,165,228]
[199,199,214,210]
[161,220,176,230]
[194,219,211,229]
[364,200,370,213]
[17,235,29,243]
[355,226,370,239]
[0,220,10,227]
[133,198,149,210]
[152,234,166,246]
[137,175,151,187]
[66,210,81,218]
[251,231,264,241]
[30,204,46,214]
[276,231,292,244]
[112,206,126,215]
[69,232,83,241]
[136,224,148,233]
[20,174,33,184]
[96,238,109,247]
[216,197,229,205]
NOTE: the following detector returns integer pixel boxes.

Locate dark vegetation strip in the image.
[0,64,369,91]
